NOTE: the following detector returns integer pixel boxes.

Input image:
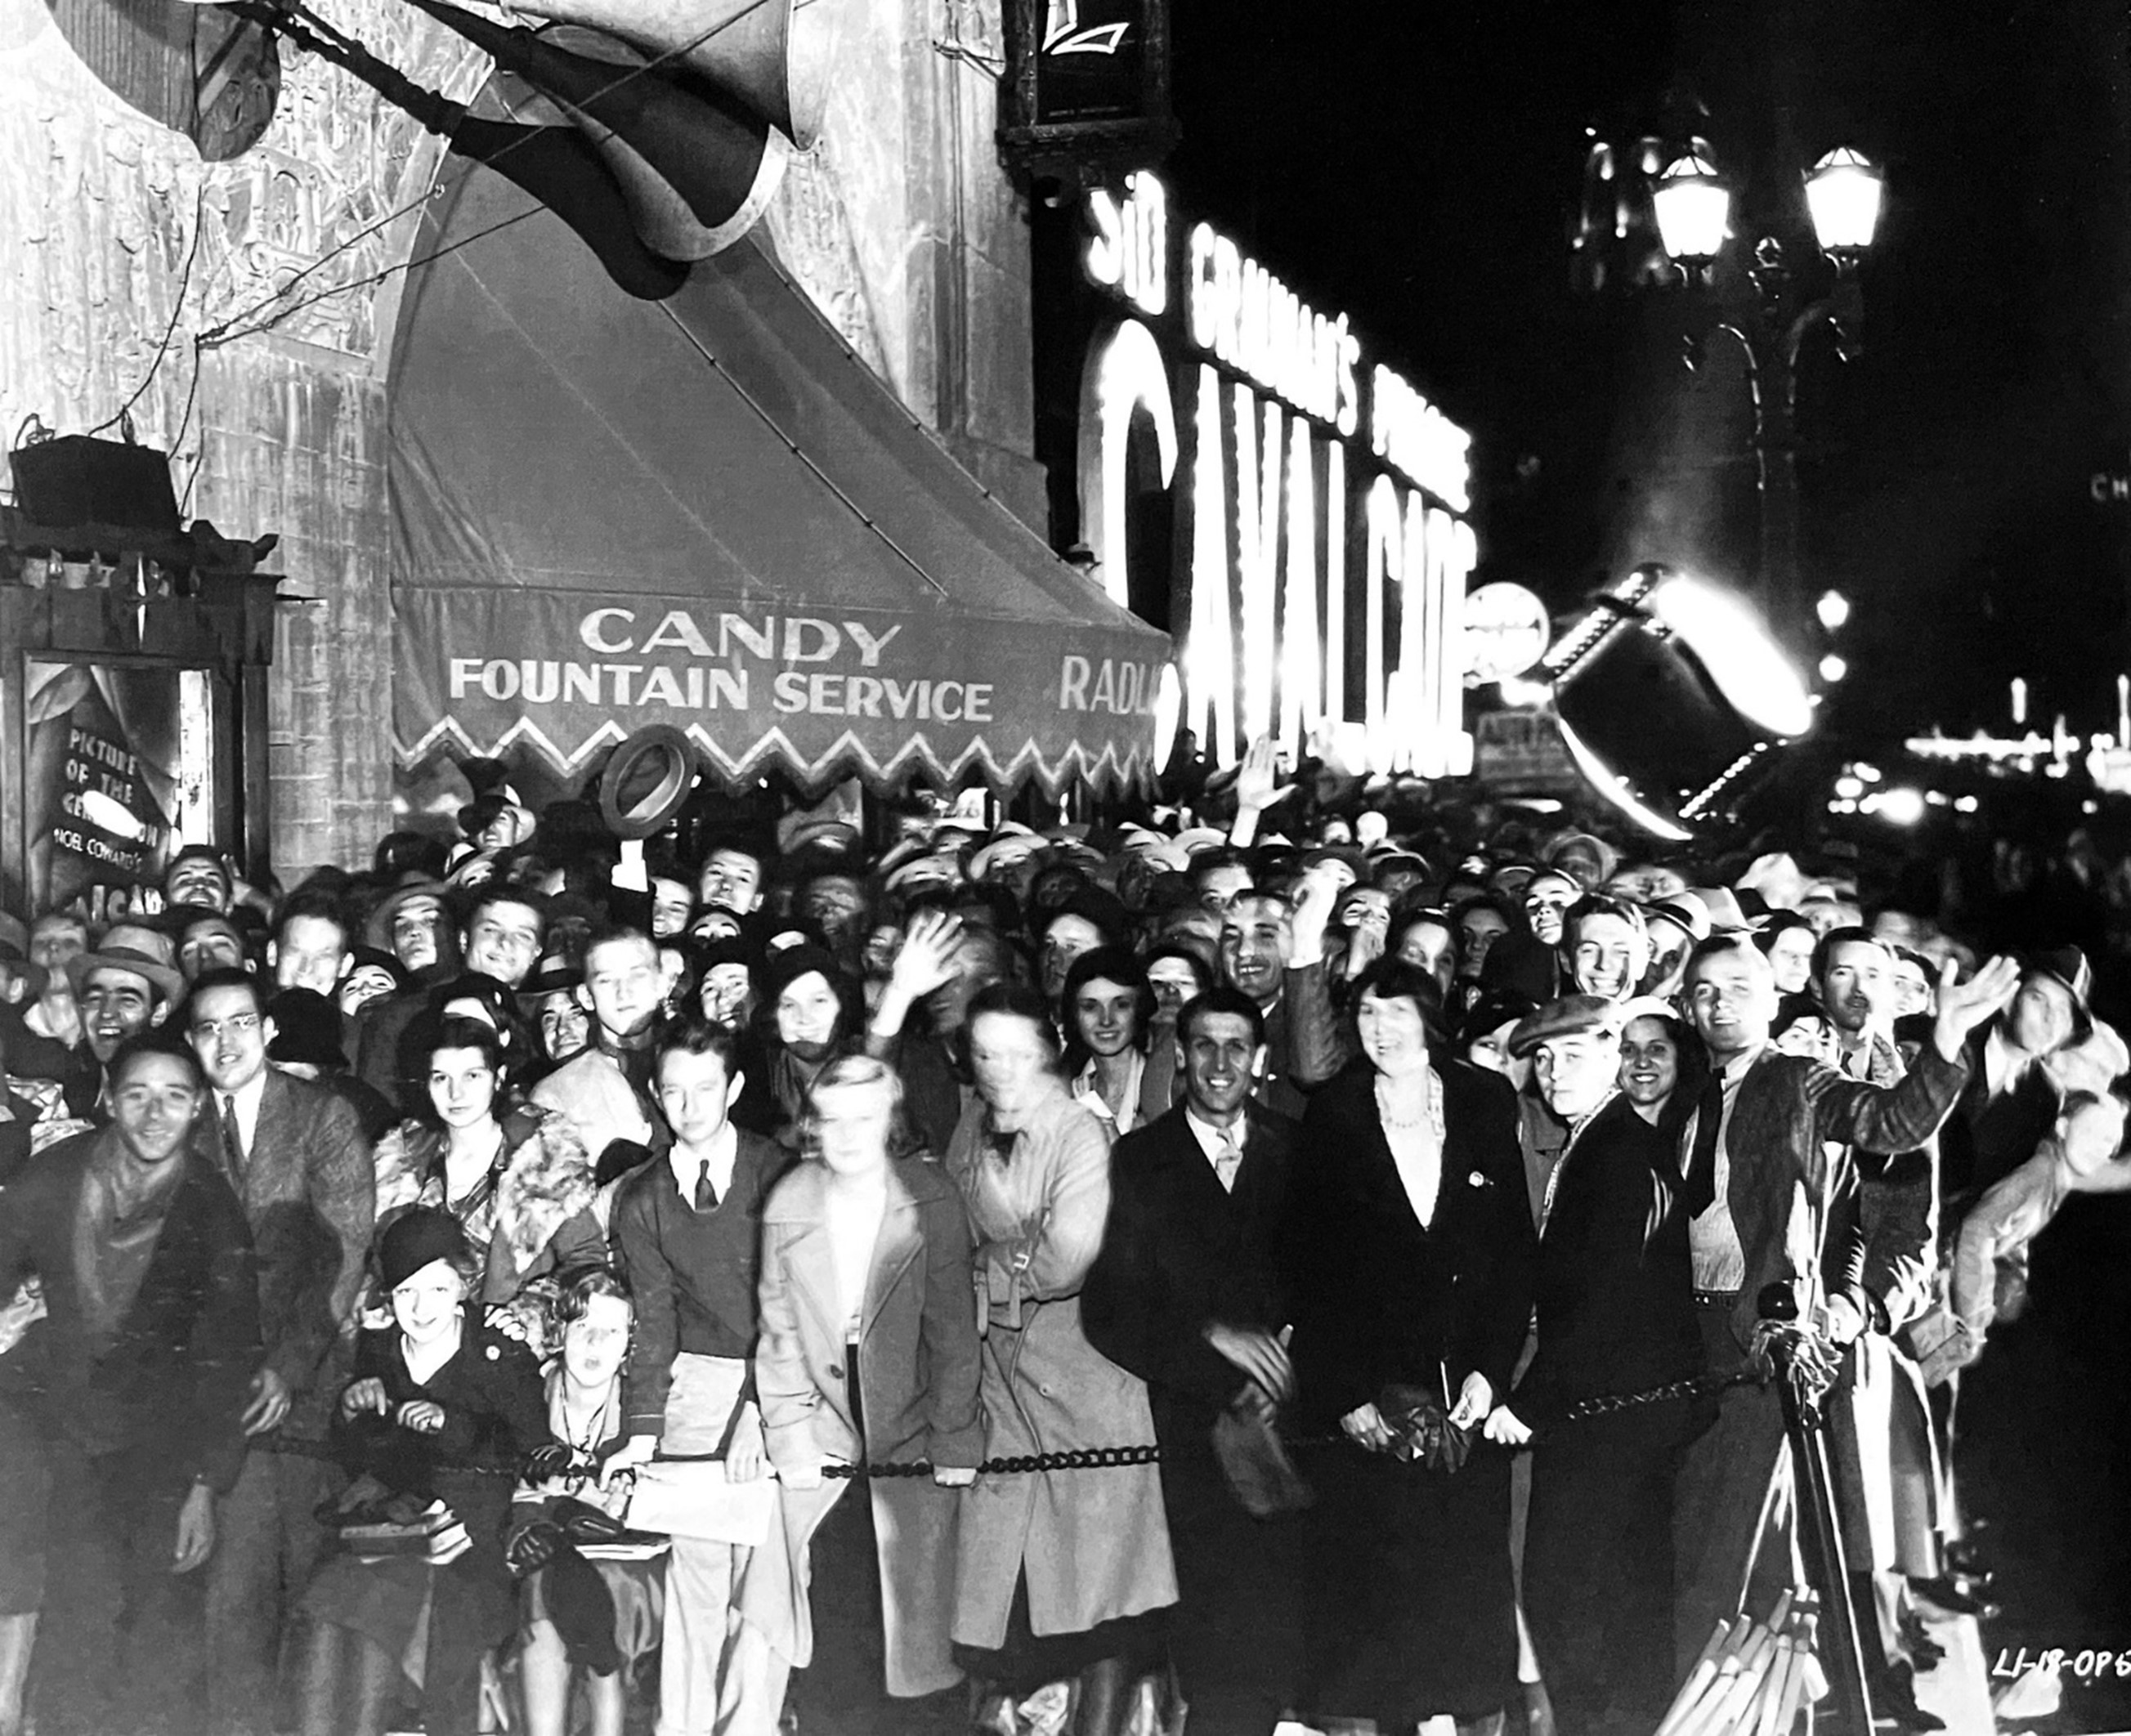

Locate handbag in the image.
[1211,1398,1314,1518]
[1377,1382,1475,1474]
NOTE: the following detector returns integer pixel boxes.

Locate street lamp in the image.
[1651,154,1730,265]
[1644,140,1884,661]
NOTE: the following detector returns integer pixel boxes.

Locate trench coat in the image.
[942,1089,1178,1649]
[741,1156,987,1694]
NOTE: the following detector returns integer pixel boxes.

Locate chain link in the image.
[260,1367,1753,1482]
[1557,1367,1753,1422]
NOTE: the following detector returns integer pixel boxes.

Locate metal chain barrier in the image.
[262,1367,1758,1481]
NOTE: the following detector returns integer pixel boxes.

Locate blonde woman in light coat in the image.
[742,1055,985,1734]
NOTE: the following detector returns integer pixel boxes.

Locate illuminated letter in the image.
[1278,425,1319,756]
[1324,441,1346,729]
[1077,319,1180,608]
[1085,186,1123,290]
[1188,224,1217,351]
[1185,365,1238,765]
[1363,473,1404,759]
[1233,386,1282,745]
[1126,172,1167,315]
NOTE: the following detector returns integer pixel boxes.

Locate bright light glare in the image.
[1498,675,1555,708]
[1555,716,1695,843]
[1805,148,1883,254]
[1820,655,1848,683]
[1815,589,1851,632]
[1864,787,1927,826]
[78,790,145,839]
[1834,775,1864,799]
[1150,662,1183,767]
[1645,574,1816,738]
[1954,795,1980,814]
[1652,155,1730,263]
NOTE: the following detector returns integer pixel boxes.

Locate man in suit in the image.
[1084,986,1302,1734]
[182,968,375,1736]
[1669,934,2018,1674]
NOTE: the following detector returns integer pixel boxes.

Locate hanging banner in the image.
[394,587,1167,797]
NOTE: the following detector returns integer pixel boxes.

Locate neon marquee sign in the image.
[1079,171,1477,776]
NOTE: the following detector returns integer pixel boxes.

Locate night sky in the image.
[1134,0,2131,755]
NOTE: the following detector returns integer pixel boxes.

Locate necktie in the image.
[694,1157,719,1213]
[1213,1130,1242,1193]
[1679,1072,1724,1216]
[221,1093,246,1179]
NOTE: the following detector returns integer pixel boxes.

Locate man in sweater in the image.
[608,1019,791,1736]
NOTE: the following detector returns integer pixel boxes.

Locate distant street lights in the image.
[1643,141,1885,660]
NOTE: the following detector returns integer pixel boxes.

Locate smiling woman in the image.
[1279,957,1533,1732]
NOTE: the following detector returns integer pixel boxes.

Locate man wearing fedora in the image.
[66,922,186,1116]
[181,967,374,1736]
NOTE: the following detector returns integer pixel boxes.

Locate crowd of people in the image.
[0,744,2124,1736]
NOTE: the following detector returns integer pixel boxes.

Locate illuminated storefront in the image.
[1072,171,1478,777]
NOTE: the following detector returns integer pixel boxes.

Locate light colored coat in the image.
[942,1089,1177,1649]
[741,1157,985,1694]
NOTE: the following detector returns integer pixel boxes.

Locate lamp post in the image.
[1643,143,1885,658]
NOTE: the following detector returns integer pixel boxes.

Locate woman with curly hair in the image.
[371,1015,602,1322]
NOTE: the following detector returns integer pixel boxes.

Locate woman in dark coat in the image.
[1485,996,1707,1736]
[1283,960,1535,1732]
[298,1209,549,1736]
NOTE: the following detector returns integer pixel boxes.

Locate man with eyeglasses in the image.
[182,968,374,1736]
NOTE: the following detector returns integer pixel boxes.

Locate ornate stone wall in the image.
[2,0,1041,879]
[0,0,487,875]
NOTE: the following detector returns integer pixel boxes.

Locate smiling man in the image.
[65,924,186,1109]
[1083,986,1302,1736]
[163,844,235,915]
[1215,877,1354,1118]
[1565,896,1654,1004]
[1669,932,2021,1676]
[0,1036,260,1736]
[181,968,373,1736]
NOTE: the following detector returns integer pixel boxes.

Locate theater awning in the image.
[388,156,1170,798]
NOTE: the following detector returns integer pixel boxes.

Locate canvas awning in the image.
[389,155,1170,797]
